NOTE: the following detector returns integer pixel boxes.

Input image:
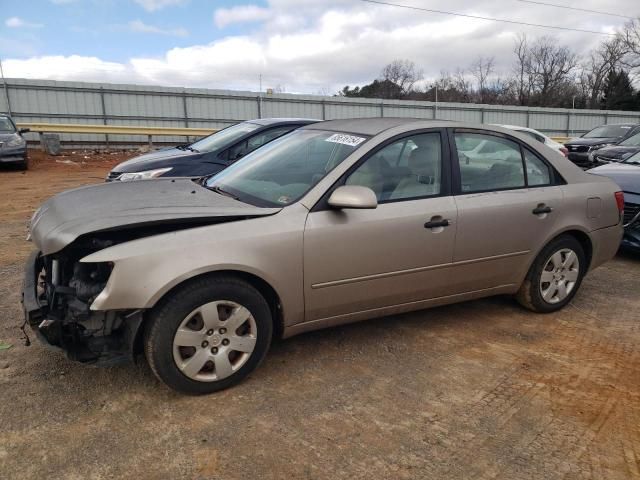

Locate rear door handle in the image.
[532,204,553,215]
[424,218,451,229]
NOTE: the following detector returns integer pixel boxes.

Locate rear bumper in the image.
[589,223,624,270]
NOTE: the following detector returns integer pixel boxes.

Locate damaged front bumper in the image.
[21,250,144,366]
[0,144,27,163]
[622,224,640,251]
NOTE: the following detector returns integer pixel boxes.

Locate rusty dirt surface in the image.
[0,150,639,479]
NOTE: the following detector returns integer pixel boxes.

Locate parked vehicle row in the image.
[590,152,640,251]
[564,123,640,168]
[22,118,624,394]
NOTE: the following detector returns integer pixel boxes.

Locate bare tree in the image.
[621,18,640,74]
[581,36,627,108]
[512,33,533,105]
[527,36,579,106]
[470,56,495,103]
[380,59,423,98]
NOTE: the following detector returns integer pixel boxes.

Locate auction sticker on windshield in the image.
[325,133,366,147]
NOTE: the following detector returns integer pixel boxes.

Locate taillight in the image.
[560,147,569,157]
[615,191,624,214]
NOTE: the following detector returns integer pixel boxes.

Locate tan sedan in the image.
[23,119,624,394]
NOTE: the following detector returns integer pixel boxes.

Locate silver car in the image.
[23,119,624,394]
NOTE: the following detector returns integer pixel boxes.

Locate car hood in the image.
[593,145,640,160]
[565,137,620,147]
[112,147,208,173]
[0,132,19,142]
[588,163,640,194]
[30,178,281,255]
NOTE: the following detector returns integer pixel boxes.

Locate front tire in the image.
[516,235,586,313]
[144,275,273,394]
[18,156,29,170]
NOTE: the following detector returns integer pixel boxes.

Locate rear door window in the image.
[454,133,525,192]
[523,149,551,186]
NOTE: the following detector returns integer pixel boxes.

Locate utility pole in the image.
[571,95,576,137]
[0,58,11,116]
[258,73,263,119]
[432,83,438,119]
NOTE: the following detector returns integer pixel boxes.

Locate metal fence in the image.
[3,78,640,147]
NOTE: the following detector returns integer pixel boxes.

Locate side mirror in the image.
[327,185,378,209]
[19,128,30,135]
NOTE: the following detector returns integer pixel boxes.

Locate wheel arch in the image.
[133,269,285,355]
[561,229,593,270]
[525,227,594,281]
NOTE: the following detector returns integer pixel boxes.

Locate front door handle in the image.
[532,204,553,215]
[424,218,451,229]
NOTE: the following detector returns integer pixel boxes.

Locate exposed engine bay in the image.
[24,234,142,364]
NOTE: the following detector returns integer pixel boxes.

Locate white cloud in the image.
[214,5,271,28]
[5,17,43,29]
[134,0,188,12]
[128,20,188,37]
[3,55,128,82]
[2,0,631,94]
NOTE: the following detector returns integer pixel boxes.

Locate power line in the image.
[358,0,618,36]
[512,0,635,21]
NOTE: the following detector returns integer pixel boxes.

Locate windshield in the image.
[619,132,640,146]
[623,151,640,165]
[205,129,368,207]
[190,122,260,153]
[0,117,16,133]
[583,125,632,139]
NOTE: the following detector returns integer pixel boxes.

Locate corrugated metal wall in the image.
[3,78,640,146]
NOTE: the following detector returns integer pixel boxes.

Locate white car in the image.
[497,125,568,158]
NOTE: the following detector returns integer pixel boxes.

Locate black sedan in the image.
[589,130,640,165]
[106,118,318,181]
[589,152,640,251]
[564,123,640,168]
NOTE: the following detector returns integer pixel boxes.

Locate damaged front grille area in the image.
[24,246,142,365]
[623,202,640,227]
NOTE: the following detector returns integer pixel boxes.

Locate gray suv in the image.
[0,115,29,170]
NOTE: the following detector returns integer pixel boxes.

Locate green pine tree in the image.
[600,70,639,111]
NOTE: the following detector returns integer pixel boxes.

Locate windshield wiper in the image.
[209,185,240,200]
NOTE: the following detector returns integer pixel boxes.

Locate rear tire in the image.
[516,235,586,313]
[144,275,273,395]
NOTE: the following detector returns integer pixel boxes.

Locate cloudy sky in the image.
[1,0,637,94]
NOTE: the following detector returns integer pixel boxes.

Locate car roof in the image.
[246,118,320,126]
[592,123,639,127]
[498,124,538,132]
[302,117,448,136]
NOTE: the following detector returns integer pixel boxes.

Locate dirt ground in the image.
[0,150,639,479]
